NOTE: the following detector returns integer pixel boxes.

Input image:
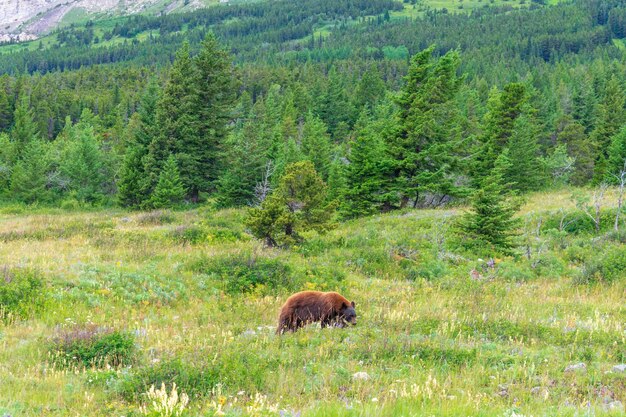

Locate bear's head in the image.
[337,301,357,327]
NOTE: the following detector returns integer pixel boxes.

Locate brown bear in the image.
[276,291,357,334]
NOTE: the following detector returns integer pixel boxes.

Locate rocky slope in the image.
[0,0,205,40]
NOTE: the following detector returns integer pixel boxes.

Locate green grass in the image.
[0,189,625,416]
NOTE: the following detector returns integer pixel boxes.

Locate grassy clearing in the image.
[0,189,625,416]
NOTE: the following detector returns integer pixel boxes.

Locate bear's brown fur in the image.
[276,291,357,334]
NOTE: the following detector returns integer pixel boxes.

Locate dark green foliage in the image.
[9,139,50,204]
[196,254,295,294]
[474,83,530,184]
[458,153,521,254]
[605,126,626,182]
[246,161,336,247]
[342,110,393,218]
[49,327,137,369]
[0,267,47,322]
[10,96,39,150]
[390,47,464,207]
[301,112,332,180]
[578,245,626,284]
[556,116,595,185]
[504,115,544,193]
[117,79,160,208]
[58,112,107,203]
[149,155,185,209]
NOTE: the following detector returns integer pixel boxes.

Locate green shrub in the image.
[49,326,137,369]
[404,258,447,281]
[578,245,626,284]
[136,210,176,225]
[0,267,47,322]
[189,253,296,294]
[114,357,218,401]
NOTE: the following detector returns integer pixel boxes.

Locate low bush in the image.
[192,253,295,294]
[49,326,137,369]
[0,267,47,322]
[136,210,176,225]
[577,244,626,284]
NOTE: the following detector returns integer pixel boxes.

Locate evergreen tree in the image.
[11,96,39,151]
[591,75,626,182]
[318,66,351,138]
[0,133,16,191]
[246,161,336,247]
[389,46,463,207]
[459,152,520,254]
[343,111,392,218]
[0,85,12,132]
[353,64,386,113]
[556,116,594,185]
[327,155,348,203]
[474,83,529,184]
[606,127,626,183]
[146,42,197,199]
[118,79,160,208]
[59,116,106,203]
[505,115,544,193]
[10,139,49,204]
[185,32,238,199]
[301,112,332,180]
[149,154,185,209]
[216,115,268,208]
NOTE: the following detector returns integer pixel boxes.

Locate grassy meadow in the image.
[0,189,625,416]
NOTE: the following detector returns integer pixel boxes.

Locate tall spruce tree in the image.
[389,46,463,208]
[556,116,595,185]
[459,152,520,254]
[147,41,197,200]
[118,79,160,208]
[505,115,544,193]
[149,154,185,209]
[10,139,49,204]
[342,110,392,218]
[474,83,529,185]
[591,75,626,182]
[186,32,238,199]
[11,96,39,152]
[301,112,332,180]
[59,114,106,203]
[606,127,626,183]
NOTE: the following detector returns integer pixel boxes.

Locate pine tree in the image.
[474,83,529,184]
[606,127,626,183]
[147,42,197,199]
[186,32,238,199]
[118,79,160,208]
[505,115,544,193]
[459,152,520,255]
[342,111,392,218]
[318,66,351,138]
[246,161,336,247]
[216,115,268,208]
[0,84,12,132]
[149,154,185,209]
[0,133,16,191]
[301,112,332,180]
[353,64,386,113]
[59,116,106,203]
[10,139,49,204]
[11,96,39,151]
[327,155,348,203]
[556,116,594,185]
[389,47,463,207]
[591,75,626,182]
